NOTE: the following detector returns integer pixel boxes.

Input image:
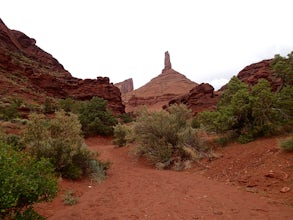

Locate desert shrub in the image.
[14,207,45,220]
[280,136,293,152]
[22,111,108,180]
[43,98,55,114]
[133,104,209,169]
[58,97,81,113]
[271,51,293,88]
[250,79,279,136]
[213,136,229,147]
[4,134,25,151]
[0,102,19,120]
[119,113,133,123]
[113,123,127,147]
[0,128,25,151]
[87,159,110,183]
[275,86,293,125]
[63,190,79,206]
[78,97,117,136]
[199,75,292,143]
[113,123,134,147]
[58,97,74,112]
[0,98,24,120]
[0,142,57,219]
[191,117,200,129]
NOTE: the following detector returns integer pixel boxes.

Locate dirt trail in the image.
[37,137,293,220]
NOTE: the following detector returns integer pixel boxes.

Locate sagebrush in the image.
[22,110,109,180]
[133,104,209,170]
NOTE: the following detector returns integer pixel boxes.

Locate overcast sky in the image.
[1,0,293,89]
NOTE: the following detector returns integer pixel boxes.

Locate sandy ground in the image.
[36,136,293,220]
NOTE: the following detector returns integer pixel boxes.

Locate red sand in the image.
[36,137,293,219]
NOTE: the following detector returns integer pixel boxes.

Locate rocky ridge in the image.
[237,59,281,91]
[0,18,125,114]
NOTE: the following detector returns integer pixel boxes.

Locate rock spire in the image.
[162,51,172,73]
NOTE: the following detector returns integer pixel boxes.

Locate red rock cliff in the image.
[166,83,221,115]
[0,18,125,114]
[115,78,134,94]
[237,59,281,91]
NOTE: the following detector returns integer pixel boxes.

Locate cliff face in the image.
[114,78,134,94]
[0,18,124,114]
[123,51,198,112]
[166,83,221,115]
[237,59,281,91]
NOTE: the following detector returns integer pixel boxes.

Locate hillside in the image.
[0,18,125,114]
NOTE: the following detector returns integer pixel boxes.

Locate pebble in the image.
[280,187,290,193]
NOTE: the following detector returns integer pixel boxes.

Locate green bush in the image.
[22,111,109,180]
[0,102,19,120]
[213,137,229,147]
[280,136,293,151]
[87,159,110,183]
[14,207,45,220]
[0,142,57,219]
[191,117,200,129]
[271,51,293,88]
[113,123,134,147]
[63,190,79,206]
[43,98,56,114]
[58,97,80,113]
[119,113,133,123]
[0,98,24,120]
[199,74,292,143]
[78,97,117,136]
[4,134,25,151]
[133,104,209,169]
[113,123,127,147]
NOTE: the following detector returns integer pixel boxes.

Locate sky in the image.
[1,0,293,90]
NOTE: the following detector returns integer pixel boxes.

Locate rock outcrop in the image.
[0,19,69,77]
[123,51,198,112]
[114,78,134,94]
[0,18,125,114]
[166,83,221,115]
[237,59,281,91]
[162,51,172,72]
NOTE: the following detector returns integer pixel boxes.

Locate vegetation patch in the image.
[22,110,109,180]
[132,104,210,170]
[63,190,79,206]
[199,52,293,144]
[280,136,293,152]
[78,97,118,137]
[0,141,57,219]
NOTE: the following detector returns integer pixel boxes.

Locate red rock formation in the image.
[166,83,221,115]
[114,78,134,94]
[162,51,172,72]
[0,18,125,114]
[237,59,281,91]
[123,51,198,112]
[0,19,70,77]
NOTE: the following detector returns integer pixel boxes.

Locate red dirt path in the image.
[36,137,293,219]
